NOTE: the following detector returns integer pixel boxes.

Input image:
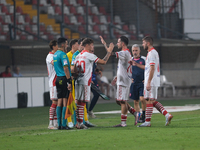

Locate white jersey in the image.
[116,49,132,87]
[144,48,160,87]
[75,50,99,86]
[46,52,57,87]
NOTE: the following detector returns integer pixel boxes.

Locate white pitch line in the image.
[94,105,200,115]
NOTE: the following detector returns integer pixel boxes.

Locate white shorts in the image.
[75,84,91,102]
[116,85,130,101]
[50,86,57,100]
[144,86,158,100]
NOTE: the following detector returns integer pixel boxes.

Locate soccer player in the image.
[112,36,138,127]
[130,44,146,123]
[74,38,114,129]
[66,39,79,128]
[53,37,72,130]
[46,40,58,129]
[137,36,173,127]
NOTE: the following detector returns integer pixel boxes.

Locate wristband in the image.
[67,77,72,84]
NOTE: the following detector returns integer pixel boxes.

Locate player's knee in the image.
[116,100,121,106]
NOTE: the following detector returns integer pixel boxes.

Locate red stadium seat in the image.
[92,16,101,24]
[64,15,72,25]
[122,25,129,32]
[1,5,10,15]
[70,6,78,15]
[20,35,27,40]
[55,6,62,15]
[32,0,37,5]
[25,25,32,33]
[99,7,107,15]
[25,15,31,24]
[16,6,24,15]
[77,0,85,6]
[93,25,101,34]
[78,25,86,34]
[77,15,85,24]
[64,0,72,6]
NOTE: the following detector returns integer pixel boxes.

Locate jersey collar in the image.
[148,47,154,52]
[49,52,55,54]
[81,50,89,54]
[123,48,131,55]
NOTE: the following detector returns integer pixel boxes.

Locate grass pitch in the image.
[0,99,200,150]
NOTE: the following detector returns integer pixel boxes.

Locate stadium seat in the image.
[64,6,71,15]
[20,35,27,40]
[41,35,48,40]
[55,6,62,15]
[92,15,101,24]
[77,0,85,6]
[27,35,34,40]
[70,6,78,15]
[160,75,176,97]
[100,24,108,34]
[100,15,108,24]
[3,25,9,33]
[91,6,100,15]
[25,25,32,33]
[99,7,107,15]
[87,25,96,34]
[8,5,14,14]
[130,35,136,40]
[40,24,46,34]
[40,0,48,6]
[31,25,38,34]
[0,0,7,6]
[4,15,12,24]
[54,0,61,6]
[69,0,79,6]
[88,16,95,25]
[64,0,72,6]
[47,6,55,15]
[64,15,72,25]
[47,34,54,40]
[93,25,101,34]
[1,5,10,15]
[76,6,84,15]
[0,15,5,24]
[107,15,111,23]
[78,25,86,34]
[32,0,37,5]
[70,15,80,25]
[25,14,31,24]
[0,35,6,40]
[84,0,94,6]
[32,16,37,24]
[77,15,85,24]
[84,6,93,15]
[17,15,25,25]
[129,24,136,34]
[16,6,24,15]
[114,15,124,24]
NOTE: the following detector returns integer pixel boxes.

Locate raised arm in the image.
[97,43,114,65]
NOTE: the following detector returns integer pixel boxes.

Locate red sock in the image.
[121,114,127,124]
[53,104,57,120]
[76,101,85,124]
[145,104,153,122]
[129,107,136,115]
[49,103,57,120]
[153,101,168,116]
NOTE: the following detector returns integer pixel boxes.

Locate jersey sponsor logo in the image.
[53,60,57,62]
[157,75,160,77]
[63,55,66,58]
[64,60,68,65]
[145,67,148,70]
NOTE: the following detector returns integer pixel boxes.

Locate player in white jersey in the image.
[137,36,173,127]
[46,40,58,129]
[111,36,138,127]
[74,38,114,129]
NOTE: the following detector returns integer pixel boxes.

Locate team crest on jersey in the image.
[64,60,68,65]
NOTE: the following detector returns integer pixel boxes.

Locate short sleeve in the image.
[46,54,53,64]
[149,52,156,65]
[116,51,126,60]
[88,53,99,63]
[61,53,69,67]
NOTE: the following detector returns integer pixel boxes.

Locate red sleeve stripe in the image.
[116,52,119,58]
[95,58,99,63]
[150,63,155,65]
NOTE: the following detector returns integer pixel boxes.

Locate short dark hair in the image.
[49,40,57,50]
[82,38,94,47]
[5,65,10,70]
[69,39,78,49]
[78,38,86,45]
[57,37,67,47]
[120,36,129,46]
[142,36,153,45]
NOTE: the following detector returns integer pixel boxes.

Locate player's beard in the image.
[144,44,148,51]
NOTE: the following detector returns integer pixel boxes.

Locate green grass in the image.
[0,99,200,150]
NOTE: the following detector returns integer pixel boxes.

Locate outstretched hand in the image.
[107,43,114,53]
[100,36,106,45]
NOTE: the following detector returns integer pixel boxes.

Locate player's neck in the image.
[122,46,128,51]
[52,49,57,54]
[58,47,64,52]
[71,49,77,54]
[147,46,153,52]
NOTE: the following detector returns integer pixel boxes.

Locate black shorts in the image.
[56,76,69,99]
[129,83,144,100]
